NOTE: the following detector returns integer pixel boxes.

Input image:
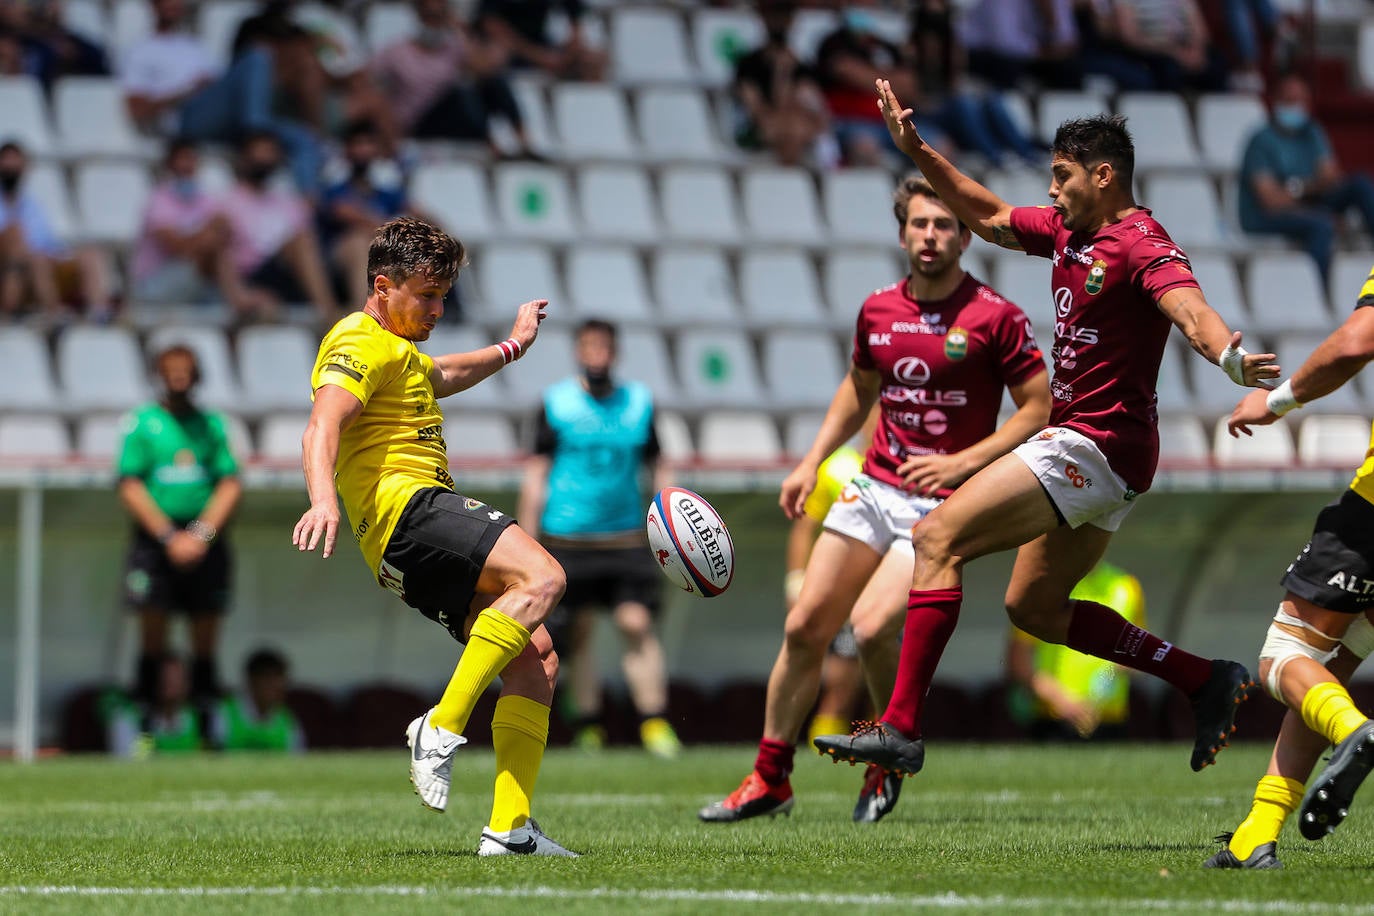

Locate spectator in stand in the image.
[1238,74,1374,283]
[319,119,413,301]
[0,140,114,322]
[1069,0,1156,93]
[731,1,834,168]
[1105,0,1229,94]
[1220,0,1279,92]
[104,654,203,756]
[475,0,605,82]
[958,0,1081,91]
[372,0,538,159]
[217,130,340,324]
[10,0,108,89]
[131,138,231,306]
[214,648,305,752]
[120,0,322,195]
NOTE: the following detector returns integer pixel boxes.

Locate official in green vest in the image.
[103,655,203,756]
[117,344,242,718]
[214,648,305,752]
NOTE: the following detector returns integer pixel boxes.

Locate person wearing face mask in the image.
[131,138,233,306]
[1238,73,1374,284]
[517,319,681,758]
[215,131,341,325]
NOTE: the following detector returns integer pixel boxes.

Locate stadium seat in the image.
[294,3,367,78]
[500,327,577,411]
[110,0,153,54]
[617,327,681,409]
[1000,91,1036,145]
[0,327,60,412]
[788,9,838,61]
[0,77,55,157]
[1035,90,1110,145]
[146,325,240,412]
[610,8,694,83]
[198,0,257,69]
[1212,417,1295,467]
[740,167,824,245]
[635,87,724,162]
[983,167,1051,209]
[575,165,659,241]
[690,6,763,87]
[74,413,127,459]
[1332,252,1374,308]
[61,0,104,42]
[236,325,317,414]
[1298,414,1370,467]
[676,328,767,408]
[54,76,146,159]
[1359,19,1374,91]
[362,1,416,53]
[410,161,495,242]
[824,249,903,325]
[417,327,510,411]
[783,411,826,458]
[822,169,899,246]
[565,246,655,324]
[341,683,428,748]
[74,162,151,245]
[1154,342,1196,415]
[651,247,742,326]
[475,243,566,327]
[988,254,1054,337]
[493,163,577,241]
[1188,253,1246,326]
[1273,334,1365,413]
[551,83,638,160]
[1116,93,1201,172]
[506,76,557,158]
[442,414,519,460]
[659,166,742,244]
[761,330,845,410]
[0,414,71,460]
[257,412,308,461]
[654,409,694,462]
[56,326,150,412]
[1243,251,1331,335]
[1157,413,1211,466]
[738,249,829,328]
[1142,174,1228,250]
[1195,93,1267,172]
[26,162,77,243]
[698,410,782,463]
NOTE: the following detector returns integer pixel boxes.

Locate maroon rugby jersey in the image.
[1009,205,1199,494]
[851,272,1046,490]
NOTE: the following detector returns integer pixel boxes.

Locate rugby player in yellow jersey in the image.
[292,217,576,857]
[1210,264,1374,868]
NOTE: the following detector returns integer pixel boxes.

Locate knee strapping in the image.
[1342,613,1374,660]
[1260,608,1342,701]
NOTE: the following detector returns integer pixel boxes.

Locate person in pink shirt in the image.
[132,139,231,306]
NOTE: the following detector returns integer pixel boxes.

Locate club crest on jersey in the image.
[944,327,969,361]
[1085,259,1107,295]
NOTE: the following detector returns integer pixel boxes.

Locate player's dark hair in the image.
[367,216,465,287]
[245,648,288,680]
[892,174,966,232]
[1052,114,1135,189]
[154,343,201,386]
[0,139,25,157]
[576,318,617,345]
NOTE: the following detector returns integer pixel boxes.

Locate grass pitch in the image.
[3,742,1374,914]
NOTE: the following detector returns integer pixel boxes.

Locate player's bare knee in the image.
[911,516,961,576]
[782,606,832,661]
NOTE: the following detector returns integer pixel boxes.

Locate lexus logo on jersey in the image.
[893,356,931,386]
[1054,286,1073,318]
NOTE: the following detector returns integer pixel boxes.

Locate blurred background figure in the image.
[1103,0,1229,93]
[1006,560,1146,741]
[519,318,680,757]
[213,648,305,752]
[131,138,231,307]
[475,0,606,81]
[117,344,241,740]
[958,0,1081,91]
[104,654,202,756]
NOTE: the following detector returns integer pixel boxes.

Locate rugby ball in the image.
[646,487,735,597]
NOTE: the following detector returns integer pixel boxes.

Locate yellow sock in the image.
[431,609,531,735]
[1229,775,1304,859]
[1300,681,1369,747]
[489,694,550,832]
[808,713,851,746]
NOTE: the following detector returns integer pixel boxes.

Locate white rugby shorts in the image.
[1012,426,1136,532]
[821,473,941,555]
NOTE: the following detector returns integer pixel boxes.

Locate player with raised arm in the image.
[699,176,1052,824]
[293,217,577,857]
[1205,263,1374,868]
[813,80,1280,781]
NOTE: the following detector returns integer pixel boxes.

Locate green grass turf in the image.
[2,743,1374,915]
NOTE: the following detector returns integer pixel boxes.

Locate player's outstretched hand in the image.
[1227,388,1279,438]
[779,463,819,521]
[508,298,549,356]
[293,502,340,558]
[1220,331,1279,387]
[875,78,922,160]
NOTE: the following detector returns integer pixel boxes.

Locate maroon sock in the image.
[754,738,795,785]
[880,587,963,737]
[1064,599,1211,694]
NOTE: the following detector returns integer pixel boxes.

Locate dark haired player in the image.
[814,80,1280,780]
[293,217,576,856]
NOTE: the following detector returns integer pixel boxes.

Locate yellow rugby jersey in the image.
[803,444,864,522]
[311,311,449,574]
[1346,265,1374,506]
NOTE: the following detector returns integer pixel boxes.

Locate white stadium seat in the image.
[1188,254,1246,326]
[1035,90,1111,145]
[1273,334,1365,413]
[655,410,694,462]
[54,76,146,158]
[493,163,577,241]
[236,325,317,414]
[618,327,681,410]
[1243,251,1331,335]
[257,413,309,461]
[410,161,495,242]
[1154,342,1196,415]
[1195,93,1267,172]
[0,77,55,157]
[698,410,782,463]
[418,327,511,411]
[1116,93,1200,171]
[740,167,824,245]
[25,163,77,244]
[635,87,724,162]
[1157,413,1211,466]
[476,243,565,327]
[652,247,741,326]
[1359,19,1374,91]
[74,162,152,245]
[499,327,577,411]
[738,249,829,328]
[1212,416,1295,467]
[75,413,128,460]
[610,8,693,83]
[824,250,903,324]
[0,327,60,412]
[690,7,763,87]
[363,1,417,53]
[198,0,257,69]
[984,167,1051,210]
[788,9,838,61]
[61,0,105,42]
[761,330,845,410]
[55,326,150,412]
[506,77,557,158]
[0,415,71,460]
[443,415,519,460]
[784,412,827,458]
[565,246,655,324]
[1332,253,1374,310]
[110,0,154,54]
[146,325,240,412]
[823,169,899,246]
[551,84,637,160]
[659,166,741,244]
[1143,174,1228,250]
[575,165,659,242]
[1298,414,1371,467]
[676,329,767,408]
[989,254,1054,337]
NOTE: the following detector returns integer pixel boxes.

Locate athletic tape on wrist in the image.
[1218,343,1250,385]
[1265,379,1302,417]
[496,338,522,364]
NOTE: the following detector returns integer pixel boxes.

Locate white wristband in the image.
[1218,343,1250,385]
[1265,379,1303,416]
